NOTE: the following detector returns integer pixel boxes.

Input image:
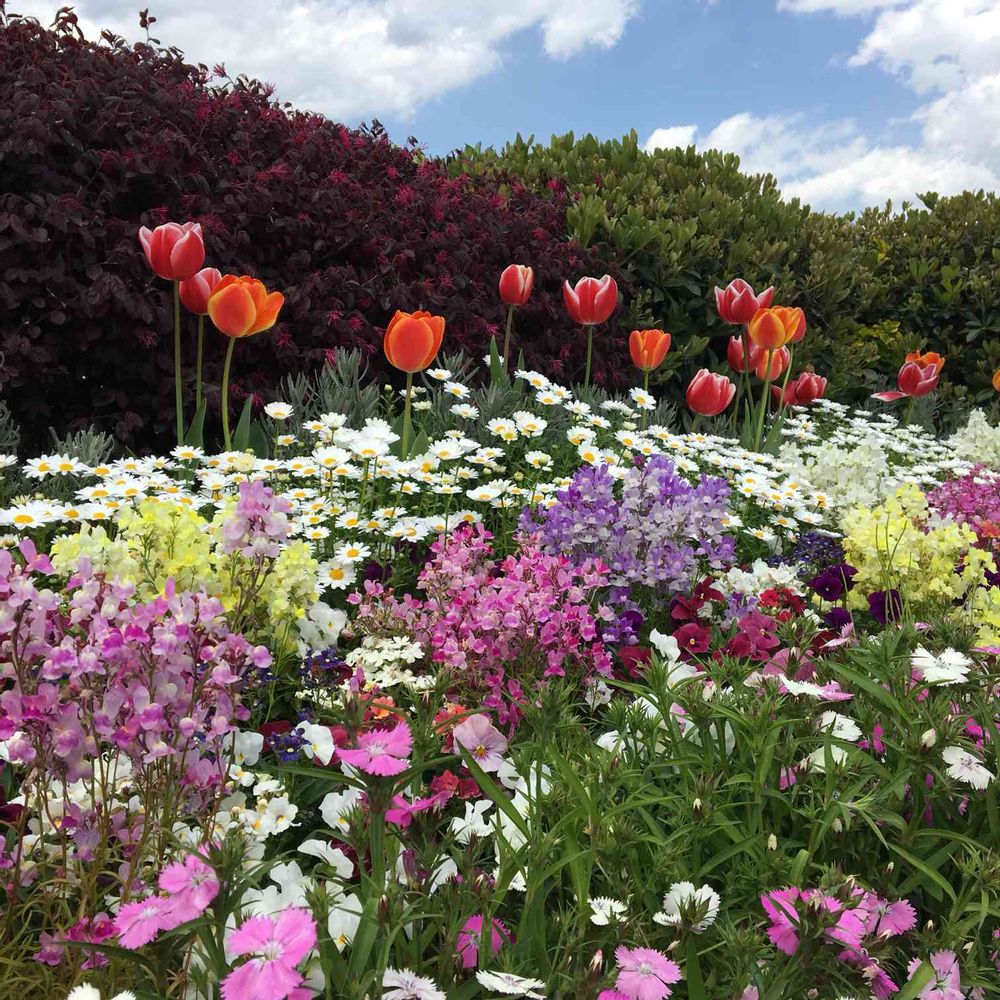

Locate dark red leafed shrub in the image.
[0,13,629,449]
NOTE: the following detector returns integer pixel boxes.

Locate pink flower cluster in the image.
[0,541,269,870]
[928,467,1000,558]
[352,525,613,725]
[220,479,293,559]
[761,885,929,998]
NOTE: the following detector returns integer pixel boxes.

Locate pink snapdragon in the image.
[222,908,317,1000]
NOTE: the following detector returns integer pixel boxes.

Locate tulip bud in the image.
[179,267,223,315]
[563,275,619,326]
[138,221,206,281]
[629,329,672,372]
[498,264,534,306]
[726,335,762,374]
[383,310,446,373]
[754,346,790,380]
[686,369,736,417]
[714,278,775,325]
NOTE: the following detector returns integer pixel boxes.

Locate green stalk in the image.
[195,314,205,411]
[173,281,184,446]
[903,395,916,426]
[753,348,776,451]
[642,368,650,429]
[501,305,515,370]
[777,345,794,411]
[221,336,236,452]
[401,372,414,460]
[583,325,594,389]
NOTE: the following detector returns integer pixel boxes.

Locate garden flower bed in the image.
[1,223,1000,1000]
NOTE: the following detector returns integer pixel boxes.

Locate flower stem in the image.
[777,345,794,411]
[401,371,413,460]
[584,325,594,390]
[753,348,775,451]
[195,314,205,412]
[642,369,650,429]
[173,280,183,446]
[501,305,515,371]
[221,336,236,452]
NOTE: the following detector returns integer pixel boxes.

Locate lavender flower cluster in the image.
[521,456,735,597]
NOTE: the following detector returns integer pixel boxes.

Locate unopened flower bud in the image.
[589,949,604,974]
[767,834,778,851]
[921,728,937,748]
[692,797,703,817]
[377,894,391,924]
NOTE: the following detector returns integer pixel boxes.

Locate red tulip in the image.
[686,369,736,416]
[905,350,945,375]
[383,309,446,373]
[726,335,763,374]
[179,267,223,315]
[873,361,940,402]
[138,222,205,281]
[207,275,285,338]
[754,346,790,381]
[563,275,618,325]
[498,264,534,307]
[629,329,672,372]
[774,372,827,406]
[714,279,775,325]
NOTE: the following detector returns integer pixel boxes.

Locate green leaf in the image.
[896,961,934,1000]
[248,421,270,458]
[232,395,255,452]
[488,335,509,387]
[184,399,206,448]
[888,843,956,902]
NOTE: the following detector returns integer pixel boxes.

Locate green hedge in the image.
[448,131,1000,409]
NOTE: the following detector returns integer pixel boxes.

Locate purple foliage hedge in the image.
[0,12,629,449]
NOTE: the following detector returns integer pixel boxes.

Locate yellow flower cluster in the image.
[841,484,996,613]
[49,498,317,628]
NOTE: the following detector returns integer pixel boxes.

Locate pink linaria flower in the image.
[456,915,512,969]
[452,713,508,772]
[115,897,170,948]
[614,945,682,1000]
[158,854,220,925]
[338,722,413,776]
[221,908,317,1000]
[907,951,963,1000]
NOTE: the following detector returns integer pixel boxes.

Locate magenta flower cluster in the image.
[352,524,613,725]
[928,466,1000,557]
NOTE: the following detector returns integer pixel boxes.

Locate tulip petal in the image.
[209,283,257,337]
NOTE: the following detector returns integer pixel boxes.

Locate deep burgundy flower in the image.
[618,645,651,677]
[807,564,857,602]
[824,607,852,630]
[868,589,903,624]
[674,623,711,657]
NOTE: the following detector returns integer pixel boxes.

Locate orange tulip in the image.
[383,310,445,373]
[993,368,1000,392]
[905,350,945,375]
[629,329,672,372]
[207,275,284,338]
[748,306,804,351]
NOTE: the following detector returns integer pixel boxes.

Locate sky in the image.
[13,0,1000,212]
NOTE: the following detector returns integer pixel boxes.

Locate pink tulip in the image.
[179,267,223,315]
[873,361,940,402]
[498,264,534,307]
[686,369,736,416]
[563,275,618,325]
[714,278,775,325]
[138,221,205,281]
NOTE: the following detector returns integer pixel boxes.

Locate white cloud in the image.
[13,0,639,120]
[642,125,698,151]
[645,0,1000,209]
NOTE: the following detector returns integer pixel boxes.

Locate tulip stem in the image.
[173,281,184,446]
[221,336,236,452]
[501,305,515,372]
[195,314,205,412]
[584,326,594,390]
[777,346,794,412]
[903,396,915,427]
[401,372,413,461]
[754,349,775,451]
[642,369,650,429]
